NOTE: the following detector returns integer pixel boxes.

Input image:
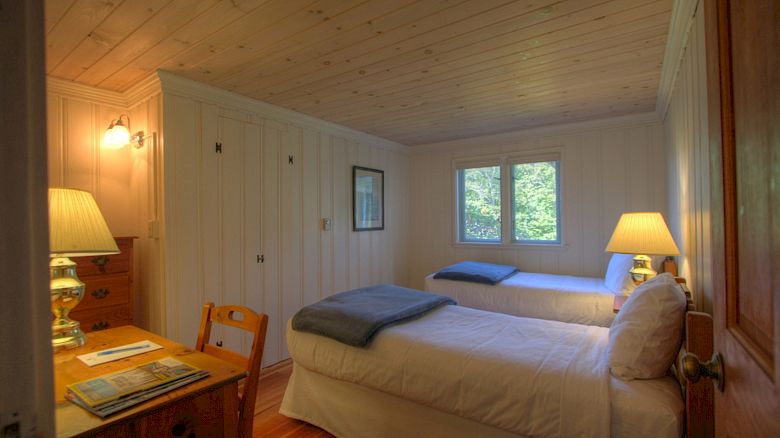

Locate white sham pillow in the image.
[604,253,637,293]
[607,273,687,380]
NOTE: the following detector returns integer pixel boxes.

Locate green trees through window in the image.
[460,166,501,241]
[512,161,559,242]
[457,157,560,244]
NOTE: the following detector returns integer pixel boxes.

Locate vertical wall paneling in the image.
[46,81,156,331]
[219,116,246,352]
[301,129,321,307]
[663,2,711,313]
[261,125,282,364]
[163,94,200,343]
[319,135,334,299]
[280,127,302,360]
[347,140,361,289]
[408,114,666,290]
[242,122,263,354]
[48,72,411,365]
[200,104,221,317]
[331,136,349,294]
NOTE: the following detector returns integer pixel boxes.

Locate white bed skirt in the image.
[280,362,683,438]
[280,362,523,438]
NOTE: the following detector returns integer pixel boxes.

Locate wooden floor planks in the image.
[252,360,334,437]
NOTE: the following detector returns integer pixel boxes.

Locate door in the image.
[706,0,779,435]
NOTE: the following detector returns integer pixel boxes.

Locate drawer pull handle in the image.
[92,321,110,330]
[91,288,110,299]
[91,255,110,273]
[171,423,187,436]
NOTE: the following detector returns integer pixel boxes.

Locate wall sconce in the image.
[103,114,151,149]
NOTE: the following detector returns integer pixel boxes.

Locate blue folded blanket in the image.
[433,261,519,285]
[292,284,456,347]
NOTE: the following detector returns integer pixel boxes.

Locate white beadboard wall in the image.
[46,87,137,236]
[663,2,711,313]
[45,79,160,330]
[408,114,667,290]
[158,73,411,365]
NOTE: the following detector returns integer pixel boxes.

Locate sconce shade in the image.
[103,119,131,149]
[48,188,120,256]
[605,212,680,256]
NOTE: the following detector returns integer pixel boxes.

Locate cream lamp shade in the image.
[605,212,680,256]
[49,188,120,256]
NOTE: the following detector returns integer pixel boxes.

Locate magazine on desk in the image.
[65,357,210,417]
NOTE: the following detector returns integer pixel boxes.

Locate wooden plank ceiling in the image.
[45,0,672,145]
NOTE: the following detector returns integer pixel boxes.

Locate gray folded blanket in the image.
[292,284,456,347]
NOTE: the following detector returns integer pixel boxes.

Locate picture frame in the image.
[352,166,384,231]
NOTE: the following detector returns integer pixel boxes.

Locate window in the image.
[511,160,560,243]
[456,154,561,245]
[457,165,501,242]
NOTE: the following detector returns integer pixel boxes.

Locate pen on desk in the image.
[96,344,151,356]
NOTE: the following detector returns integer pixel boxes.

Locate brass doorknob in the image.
[680,351,724,392]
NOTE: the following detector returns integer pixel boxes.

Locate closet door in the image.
[198,107,262,356]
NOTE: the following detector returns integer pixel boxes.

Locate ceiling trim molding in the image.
[412,112,661,154]
[655,0,700,121]
[155,70,410,154]
[125,72,163,108]
[46,77,127,108]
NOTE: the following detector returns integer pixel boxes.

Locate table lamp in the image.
[49,188,119,350]
[605,212,680,285]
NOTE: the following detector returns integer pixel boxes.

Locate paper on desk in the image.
[77,340,163,366]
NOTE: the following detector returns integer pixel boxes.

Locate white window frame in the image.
[453,150,564,248]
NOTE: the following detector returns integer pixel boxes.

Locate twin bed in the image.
[280,261,700,438]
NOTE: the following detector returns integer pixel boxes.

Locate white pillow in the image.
[607,273,687,380]
[604,253,637,293]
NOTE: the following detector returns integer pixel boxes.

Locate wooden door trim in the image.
[711,0,774,377]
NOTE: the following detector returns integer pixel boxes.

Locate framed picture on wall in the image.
[353,166,384,231]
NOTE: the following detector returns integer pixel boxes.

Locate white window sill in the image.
[451,242,570,251]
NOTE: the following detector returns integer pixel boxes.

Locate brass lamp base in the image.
[629,254,656,287]
[50,256,87,351]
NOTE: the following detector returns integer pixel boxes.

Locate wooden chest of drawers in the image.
[69,237,135,332]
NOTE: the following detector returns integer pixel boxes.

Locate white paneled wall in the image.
[46,81,159,330]
[664,4,711,313]
[46,90,136,236]
[159,75,411,365]
[408,115,666,290]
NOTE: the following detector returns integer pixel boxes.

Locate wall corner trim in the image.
[656,0,700,121]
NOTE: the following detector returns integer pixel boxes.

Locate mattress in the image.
[284,305,684,437]
[425,271,617,327]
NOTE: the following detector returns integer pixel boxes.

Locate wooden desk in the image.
[54,326,245,437]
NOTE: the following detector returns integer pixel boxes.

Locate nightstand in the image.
[68,236,135,332]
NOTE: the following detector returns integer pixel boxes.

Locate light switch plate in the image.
[322,218,332,231]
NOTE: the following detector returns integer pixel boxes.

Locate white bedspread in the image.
[425,272,616,327]
[288,305,612,437]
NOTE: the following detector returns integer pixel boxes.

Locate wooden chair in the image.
[195,303,269,438]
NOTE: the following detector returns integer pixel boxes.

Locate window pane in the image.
[460,166,501,241]
[512,161,559,242]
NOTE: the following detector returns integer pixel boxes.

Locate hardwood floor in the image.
[252,360,334,437]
